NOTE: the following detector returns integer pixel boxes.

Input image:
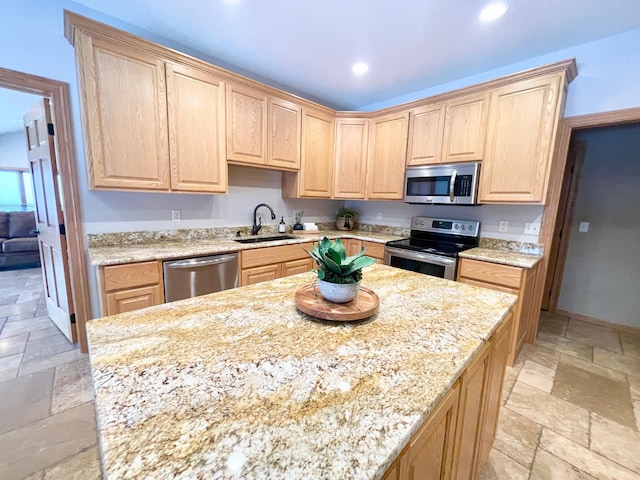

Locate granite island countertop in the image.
[87,264,517,479]
[88,230,403,266]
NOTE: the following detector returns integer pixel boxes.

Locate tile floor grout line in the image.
[526,426,544,480]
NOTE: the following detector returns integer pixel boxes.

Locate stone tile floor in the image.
[0,268,638,479]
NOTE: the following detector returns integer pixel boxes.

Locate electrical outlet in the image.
[499,221,508,233]
[524,222,541,235]
[171,209,181,222]
[579,221,589,232]
[376,212,382,221]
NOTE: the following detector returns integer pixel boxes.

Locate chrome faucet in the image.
[251,203,276,235]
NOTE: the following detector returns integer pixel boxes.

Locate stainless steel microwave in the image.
[404,162,480,205]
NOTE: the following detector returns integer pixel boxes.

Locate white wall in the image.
[84,165,342,233]
[0,131,29,169]
[360,27,640,118]
[347,200,543,244]
[557,125,640,328]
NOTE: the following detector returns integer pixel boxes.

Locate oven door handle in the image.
[385,246,456,267]
[449,169,457,202]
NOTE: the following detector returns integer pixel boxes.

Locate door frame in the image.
[532,106,640,324]
[0,67,91,353]
[543,139,586,312]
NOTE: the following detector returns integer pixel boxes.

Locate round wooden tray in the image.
[294,284,379,321]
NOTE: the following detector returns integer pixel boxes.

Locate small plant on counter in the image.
[305,237,375,303]
[336,207,358,219]
[335,207,358,231]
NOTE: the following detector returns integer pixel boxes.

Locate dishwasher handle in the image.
[166,254,237,269]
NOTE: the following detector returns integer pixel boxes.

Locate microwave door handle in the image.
[449,169,457,202]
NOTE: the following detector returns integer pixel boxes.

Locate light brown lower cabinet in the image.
[382,311,514,480]
[343,238,385,264]
[457,258,538,366]
[97,261,164,316]
[239,243,313,286]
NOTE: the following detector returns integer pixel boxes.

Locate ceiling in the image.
[2,0,640,134]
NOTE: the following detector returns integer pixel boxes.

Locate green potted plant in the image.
[336,206,358,231]
[305,237,375,303]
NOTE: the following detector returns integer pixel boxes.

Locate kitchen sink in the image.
[234,235,298,244]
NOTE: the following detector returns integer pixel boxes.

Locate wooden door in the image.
[442,93,488,163]
[344,239,363,257]
[452,342,492,480]
[407,103,445,165]
[268,97,301,169]
[106,285,163,316]
[166,63,227,193]
[24,99,75,342]
[299,108,335,197]
[477,312,514,468]
[226,84,268,165]
[74,31,169,190]
[334,118,369,199]
[366,112,409,200]
[479,75,562,203]
[241,264,281,286]
[282,258,313,277]
[399,382,460,480]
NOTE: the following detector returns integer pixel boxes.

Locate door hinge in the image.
[59,223,66,235]
[70,313,76,324]
[47,123,55,136]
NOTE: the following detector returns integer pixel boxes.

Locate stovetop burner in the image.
[386,216,480,257]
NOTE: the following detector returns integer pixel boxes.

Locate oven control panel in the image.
[411,216,480,238]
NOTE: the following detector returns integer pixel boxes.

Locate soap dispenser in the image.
[278,217,286,233]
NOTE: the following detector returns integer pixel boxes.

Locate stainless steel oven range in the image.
[384,216,480,280]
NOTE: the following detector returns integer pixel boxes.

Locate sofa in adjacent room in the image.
[0,211,41,270]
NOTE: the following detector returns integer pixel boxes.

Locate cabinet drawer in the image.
[362,241,385,260]
[458,258,522,289]
[102,261,161,292]
[240,243,311,269]
[282,258,313,277]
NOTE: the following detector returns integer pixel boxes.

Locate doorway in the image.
[540,107,640,330]
[0,67,91,352]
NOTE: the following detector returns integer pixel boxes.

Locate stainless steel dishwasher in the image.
[163,253,238,302]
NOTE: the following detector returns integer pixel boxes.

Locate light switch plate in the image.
[524,222,541,235]
[579,221,589,232]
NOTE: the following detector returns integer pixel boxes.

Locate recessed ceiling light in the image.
[479,2,509,22]
[351,62,369,76]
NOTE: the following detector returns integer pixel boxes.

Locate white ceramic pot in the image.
[318,279,361,303]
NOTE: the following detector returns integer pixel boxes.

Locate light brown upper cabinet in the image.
[268,97,302,170]
[74,31,170,191]
[73,30,227,193]
[479,74,563,203]
[226,84,268,166]
[366,112,409,200]
[407,94,488,167]
[166,63,227,193]
[227,88,302,170]
[334,118,369,199]
[282,108,335,198]
[406,102,445,166]
[441,92,489,163]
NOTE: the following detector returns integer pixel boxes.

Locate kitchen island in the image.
[87,264,516,479]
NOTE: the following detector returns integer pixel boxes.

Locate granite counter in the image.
[88,230,403,266]
[87,264,516,479]
[459,247,542,269]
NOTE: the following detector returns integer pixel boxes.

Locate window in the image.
[0,169,35,210]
